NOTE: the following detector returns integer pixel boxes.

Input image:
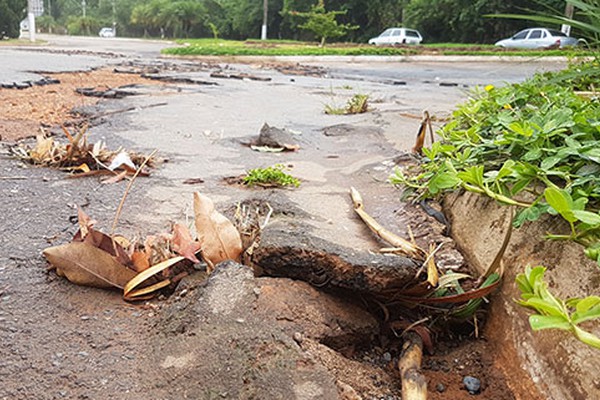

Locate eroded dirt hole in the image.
[243,241,516,400]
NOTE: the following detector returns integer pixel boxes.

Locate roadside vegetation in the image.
[162,38,594,57]
[392,57,600,348]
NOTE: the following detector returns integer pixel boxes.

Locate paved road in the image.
[1,34,568,87]
[0,34,572,400]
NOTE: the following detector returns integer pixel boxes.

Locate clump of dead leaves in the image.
[11,125,153,183]
[43,192,243,301]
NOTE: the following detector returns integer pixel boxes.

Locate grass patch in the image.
[0,38,45,46]
[243,164,300,188]
[162,38,595,57]
[165,39,415,56]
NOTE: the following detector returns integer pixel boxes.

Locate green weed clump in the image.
[243,164,300,188]
[325,93,369,115]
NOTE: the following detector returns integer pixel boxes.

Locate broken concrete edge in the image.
[444,191,600,400]
[251,221,420,295]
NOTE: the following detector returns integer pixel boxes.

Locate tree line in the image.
[2,0,575,43]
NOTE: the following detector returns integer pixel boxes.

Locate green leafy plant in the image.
[517,265,600,349]
[325,93,369,115]
[243,164,300,188]
[391,59,600,263]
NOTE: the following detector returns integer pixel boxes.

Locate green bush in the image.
[392,58,600,261]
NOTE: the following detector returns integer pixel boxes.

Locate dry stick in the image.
[399,331,427,400]
[350,187,426,260]
[110,149,158,236]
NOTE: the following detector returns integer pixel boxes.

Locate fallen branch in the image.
[350,187,425,260]
[399,331,427,400]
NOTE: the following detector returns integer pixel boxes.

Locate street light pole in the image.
[261,0,268,40]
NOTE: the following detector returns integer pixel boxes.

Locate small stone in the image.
[179,289,188,298]
[382,352,392,362]
[463,376,481,394]
[436,383,446,393]
[293,332,303,344]
[80,315,90,320]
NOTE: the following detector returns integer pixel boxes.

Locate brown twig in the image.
[399,331,427,400]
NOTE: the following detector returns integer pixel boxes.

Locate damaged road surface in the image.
[0,35,569,399]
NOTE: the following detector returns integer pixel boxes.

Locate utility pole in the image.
[82,0,86,17]
[27,0,36,42]
[112,0,116,36]
[261,0,268,40]
[561,3,574,36]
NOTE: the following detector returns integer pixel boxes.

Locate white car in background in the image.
[368,28,423,45]
[495,28,581,49]
[99,27,116,38]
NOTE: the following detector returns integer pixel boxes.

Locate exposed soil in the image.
[0,63,516,399]
[0,68,163,141]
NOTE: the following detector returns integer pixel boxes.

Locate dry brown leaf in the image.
[77,207,96,238]
[172,223,201,263]
[44,242,137,289]
[72,228,131,266]
[193,192,242,269]
[131,251,151,272]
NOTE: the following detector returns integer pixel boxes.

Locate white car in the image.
[495,28,581,49]
[98,27,115,38]
[368,28,423,46]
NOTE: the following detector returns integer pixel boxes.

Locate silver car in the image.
[368,28,423,45]
[495,28,581,49]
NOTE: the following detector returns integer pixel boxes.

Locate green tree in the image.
[66,15,101,35]
[36,15,58,33]
[0,0,26,38]
[404,0,564,43]
[292,0,358,46]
